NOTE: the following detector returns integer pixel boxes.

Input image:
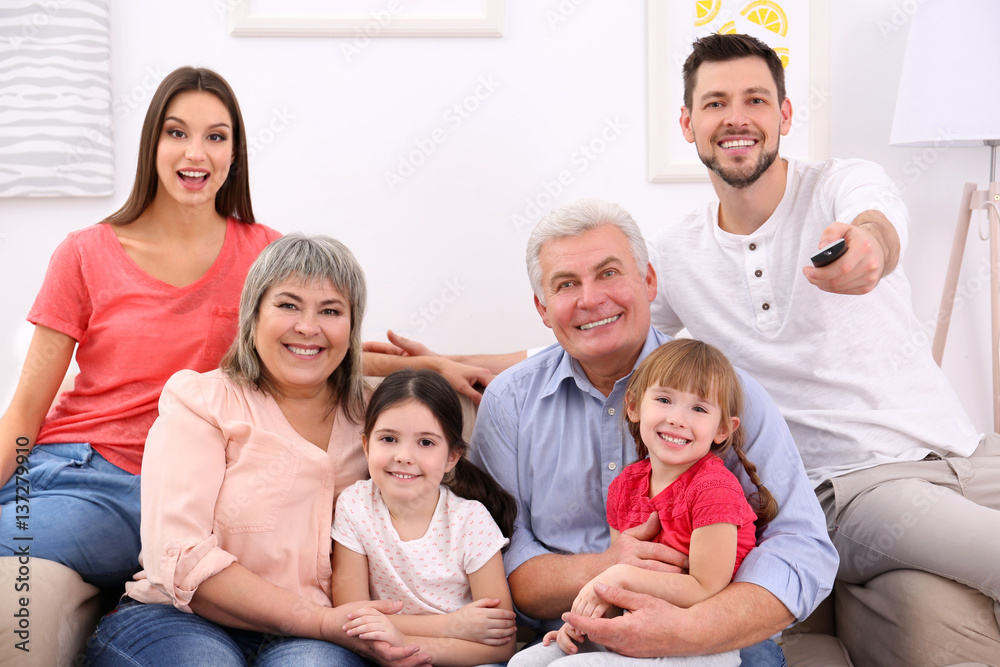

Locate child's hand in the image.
[572,577,613,619]
[448,598,517,645]
[542,622,586,655]
[344,606,406,647]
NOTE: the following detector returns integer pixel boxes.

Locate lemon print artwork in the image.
[695,0,722,26]
[717,20,737,34]
[740,0,788,36]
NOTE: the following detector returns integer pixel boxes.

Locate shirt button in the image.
[754,269,763,277]
[608,462,617,471]
[607,407,616,416]
[749,243,757,251]
[762,303,770,311]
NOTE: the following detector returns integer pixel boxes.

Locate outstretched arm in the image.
[362,331,526,404]
[803,210,900,294]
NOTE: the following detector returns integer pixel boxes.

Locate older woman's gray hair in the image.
[221,233,367,423]
[526,199,649,304]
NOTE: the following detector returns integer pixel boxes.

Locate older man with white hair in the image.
[470,199,836,665]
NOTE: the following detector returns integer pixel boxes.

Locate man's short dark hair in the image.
[682,33,786,109]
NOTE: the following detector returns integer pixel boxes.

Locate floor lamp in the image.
[889,0,1000,432]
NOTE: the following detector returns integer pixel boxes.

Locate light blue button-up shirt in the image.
[470,327,837,630]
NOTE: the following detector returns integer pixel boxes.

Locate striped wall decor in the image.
[0,0,113,197]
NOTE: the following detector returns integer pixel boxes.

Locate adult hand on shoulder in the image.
[609,512,687,573]
[563,584,688,658]
[804,214,899,295]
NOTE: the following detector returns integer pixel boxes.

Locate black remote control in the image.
[811,239,847,267]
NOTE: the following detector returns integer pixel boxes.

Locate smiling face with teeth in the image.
[680,57,792,191]
[534,225,657,394]
[155,90,234,212]
[364,399,461,521]
[253,275,351,401]
[627,384,739,489]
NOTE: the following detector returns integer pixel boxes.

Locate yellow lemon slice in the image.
[774,47,789,68]
[740,0,788,36]
[718,20,737,34]
[695,0,722,26]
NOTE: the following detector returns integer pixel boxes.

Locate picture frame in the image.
[229,0,504,37]
[647,0,830,182]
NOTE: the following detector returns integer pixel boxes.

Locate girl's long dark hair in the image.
[364,370,516,541]
[624,339,778,532]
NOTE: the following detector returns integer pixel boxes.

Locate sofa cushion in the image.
[0,557,104,667]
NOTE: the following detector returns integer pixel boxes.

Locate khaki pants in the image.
[816,433,1000,616]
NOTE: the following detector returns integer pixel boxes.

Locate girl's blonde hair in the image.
[624,338,777,529]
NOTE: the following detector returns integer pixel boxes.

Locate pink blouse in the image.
[126,369,367,612]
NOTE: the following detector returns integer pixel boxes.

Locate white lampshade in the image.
[890,1,1000,147]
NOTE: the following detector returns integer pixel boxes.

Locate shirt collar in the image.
[539,327,673,399]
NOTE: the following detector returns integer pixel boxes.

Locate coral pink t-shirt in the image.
[606,454,758,577]
[29,218,281,474]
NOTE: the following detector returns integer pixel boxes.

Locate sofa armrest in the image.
[0,557,104,667]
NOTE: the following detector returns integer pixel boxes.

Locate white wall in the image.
[0,0,993,434]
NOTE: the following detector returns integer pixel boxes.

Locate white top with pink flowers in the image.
[332,479,508,615]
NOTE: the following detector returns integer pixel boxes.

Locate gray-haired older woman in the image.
[86,234,429,666]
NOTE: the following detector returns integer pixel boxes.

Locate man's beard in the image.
[699,142,778,190]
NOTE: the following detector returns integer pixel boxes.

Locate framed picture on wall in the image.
[229,0,504,37]
[0,0,113,197]
[648,0,830,182]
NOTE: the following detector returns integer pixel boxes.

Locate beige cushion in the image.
[835,570,1000,667]
[782,633,855,667]
[0,557,103,667]
[782,593,853,667]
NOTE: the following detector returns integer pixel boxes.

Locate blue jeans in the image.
[85,597,372,666]
[739,639,786,667]
[0,442,141,588]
